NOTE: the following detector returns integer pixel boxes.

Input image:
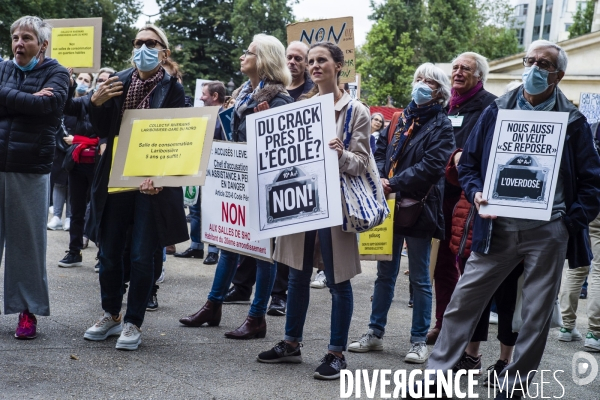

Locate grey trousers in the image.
[427,218,568,391]
[0,172,50,315]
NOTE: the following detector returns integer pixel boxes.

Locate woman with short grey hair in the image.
[0,15,70,339]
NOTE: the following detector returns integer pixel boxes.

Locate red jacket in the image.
[446,149,475,258]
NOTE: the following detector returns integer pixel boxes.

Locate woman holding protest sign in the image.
[257,42,371,380]
[178,34,293,339]
[83,24,188,351]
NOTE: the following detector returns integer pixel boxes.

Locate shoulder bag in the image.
[394,185,433,229]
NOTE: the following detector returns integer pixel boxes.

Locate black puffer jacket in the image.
[63,86,95,138]
[375,110,456,239]
[0,58,70,174]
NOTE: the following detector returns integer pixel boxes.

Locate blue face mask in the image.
[76,83,89,95]
[411,81,434,105]
[522,66,555,95]
[133,45,161,72]
[13,55,38,72]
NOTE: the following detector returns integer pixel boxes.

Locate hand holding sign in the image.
[139,178,163,195]
[474,192,496,219]
[329,137,343,158]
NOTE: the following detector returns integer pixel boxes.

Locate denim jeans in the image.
[52,183,71,218]
[189,194,218,253]
[98,191,159,328]
[285,229,353,352]
[369,233,432,343]
[207,249,276,317]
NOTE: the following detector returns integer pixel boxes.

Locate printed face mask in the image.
[522,66,554,95]
[133,44,160,72]
[411,81,434,105]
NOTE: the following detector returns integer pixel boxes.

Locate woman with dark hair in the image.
[83,24,188,351]
[178,34,293,339]
[257,42,371,380]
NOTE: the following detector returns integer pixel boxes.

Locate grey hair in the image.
[527,40,568,72]
[287,41,310,60]
[452,52,489,84]
[94,67,116,87]
[10,16,52,51]
[253,34,292,87]
[412,62,452,107]
[371,112,384,122]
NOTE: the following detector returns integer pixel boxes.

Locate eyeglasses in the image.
[242,49,257,58]
[132,39,166,49]
[96,78,107,83]
[523,57,557,71]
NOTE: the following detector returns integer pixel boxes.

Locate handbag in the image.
[55,120,71,153]
[393,185,433,229]
[339,101,389,233]
[62,144,77,172]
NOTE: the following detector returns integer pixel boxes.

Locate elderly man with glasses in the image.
[417,40,600,399]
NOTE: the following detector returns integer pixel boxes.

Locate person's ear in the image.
[556,71,565,84]
[163,49,171,59]
[40,39,48,54]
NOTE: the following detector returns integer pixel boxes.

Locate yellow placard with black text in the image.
[51,27,94,68]
[359,196,395,261]
[108,137,135,194]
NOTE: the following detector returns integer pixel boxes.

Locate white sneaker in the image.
[47,216,62,230]
[310,271,327,289]
[156,267,165,284]
[48,205,54,214]
[405,342,428,364]
[116,322,142,350]
[557,326,582,342]
[348,329,383,353]
[584,332,600,351]
[63,218,71,231]
[489,311,499,325]
[84,312,122,341]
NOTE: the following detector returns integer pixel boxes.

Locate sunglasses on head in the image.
[132,39,166,49]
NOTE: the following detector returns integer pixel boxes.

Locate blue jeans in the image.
[208,249,276,317]
[189,194,218,253]
[285,229,353,352]
[98,191,159,328]
[370,234,432,343]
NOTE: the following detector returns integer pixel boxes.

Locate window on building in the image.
[533,26,541,36]
[543,24,551,34]
[565,23,572,31]
[515,4,529,16]
[515,28,525,45]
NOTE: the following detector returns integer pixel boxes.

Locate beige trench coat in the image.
[273,92,371,283]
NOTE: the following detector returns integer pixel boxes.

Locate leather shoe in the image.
[174,247,204,258]
[224,315,266,339]
[179,300,222,327]
[203,252,219,265]
[267,296,286,316]
[426,327,440,345]
[224,286,251,303]
[166,244,177,255]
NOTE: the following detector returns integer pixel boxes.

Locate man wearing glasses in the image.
[418,40,600,399]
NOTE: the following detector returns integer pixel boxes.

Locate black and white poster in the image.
[246,94,343,240]
[481,109,568,220]
[579,92,600,124]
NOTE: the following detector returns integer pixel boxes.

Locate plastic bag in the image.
[183,186,199,206]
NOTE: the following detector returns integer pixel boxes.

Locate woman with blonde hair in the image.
[179,34,293,339]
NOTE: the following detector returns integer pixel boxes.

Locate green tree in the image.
[469,0,519,59]
[230,0,295,47]
[0,0,141,71]
[569,0,597,39]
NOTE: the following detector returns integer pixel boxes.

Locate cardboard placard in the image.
[287,17,355,83]
[45,18,102,72]
[579,92,600,124]
[108,107,220,188]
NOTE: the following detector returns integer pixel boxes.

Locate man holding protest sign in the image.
[424,40,600,399]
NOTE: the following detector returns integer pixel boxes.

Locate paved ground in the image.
[0,225,599,399]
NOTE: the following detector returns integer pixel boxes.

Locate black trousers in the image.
[122,224,164,297]
[232,256,289,300]
[68,163,95,252]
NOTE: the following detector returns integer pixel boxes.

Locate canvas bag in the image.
[339,101,389,233]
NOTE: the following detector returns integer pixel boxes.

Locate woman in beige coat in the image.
[257,42,371,380]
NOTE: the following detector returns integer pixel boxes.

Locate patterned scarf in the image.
[516,87,556,111]
[121,68,165,116]
[234,79,265,118]
[449,81,483,113]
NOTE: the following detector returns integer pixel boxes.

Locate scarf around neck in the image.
[121,67,165,116]
[516,87,556,111]
[234,79,265,118]
[449,81,483,113]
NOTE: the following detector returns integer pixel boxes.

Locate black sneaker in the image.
[453,352,482,375]
[314,353,347,380]
[257,340,302,363]
[58,251,83,268]
[483,359,509,387]
[224,286,251,304]
[146,294,158,311]
[267,296,286,316]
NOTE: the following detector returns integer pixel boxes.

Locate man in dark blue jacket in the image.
[425,40,600,400]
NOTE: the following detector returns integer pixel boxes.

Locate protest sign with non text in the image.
[46,18,102,72]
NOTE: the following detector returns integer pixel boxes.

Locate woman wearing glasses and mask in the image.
[179,34,293,339]
[83,25,188,351]
[370,112,385,155]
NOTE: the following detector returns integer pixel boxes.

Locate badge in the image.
[449,115,464,127]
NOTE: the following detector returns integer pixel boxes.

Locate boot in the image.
[179,300,222,327]
[224,315,266,339]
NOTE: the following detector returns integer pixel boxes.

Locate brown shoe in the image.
[166,245,176,255]
[426,327,440,345]
[224,315,266,339]
[179,300,222,327]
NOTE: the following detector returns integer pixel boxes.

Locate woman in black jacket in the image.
[83,25,188,351]
[0,16,70,339]
[179,34,293,339]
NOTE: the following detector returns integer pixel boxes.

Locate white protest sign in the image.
[247,94,343,240]
[579,92,600,124]
[194,79,212,107]
[481,109,569,220]
[201,141,272,261]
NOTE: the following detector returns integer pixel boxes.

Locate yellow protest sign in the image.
[359,197,395,260]
[108,137,136,194]
[122,117,208,177]
[51,27,95,68]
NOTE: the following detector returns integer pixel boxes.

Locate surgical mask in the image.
[13,55,38,72]
[411,81,434,105]
[133,44,160,72]
[76,83,89,95]
[522,66,554,95]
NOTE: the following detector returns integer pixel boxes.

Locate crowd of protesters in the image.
[1,13,600,400]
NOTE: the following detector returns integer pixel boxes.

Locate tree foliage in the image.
[0,0,141,71]
[569,0,597,39]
